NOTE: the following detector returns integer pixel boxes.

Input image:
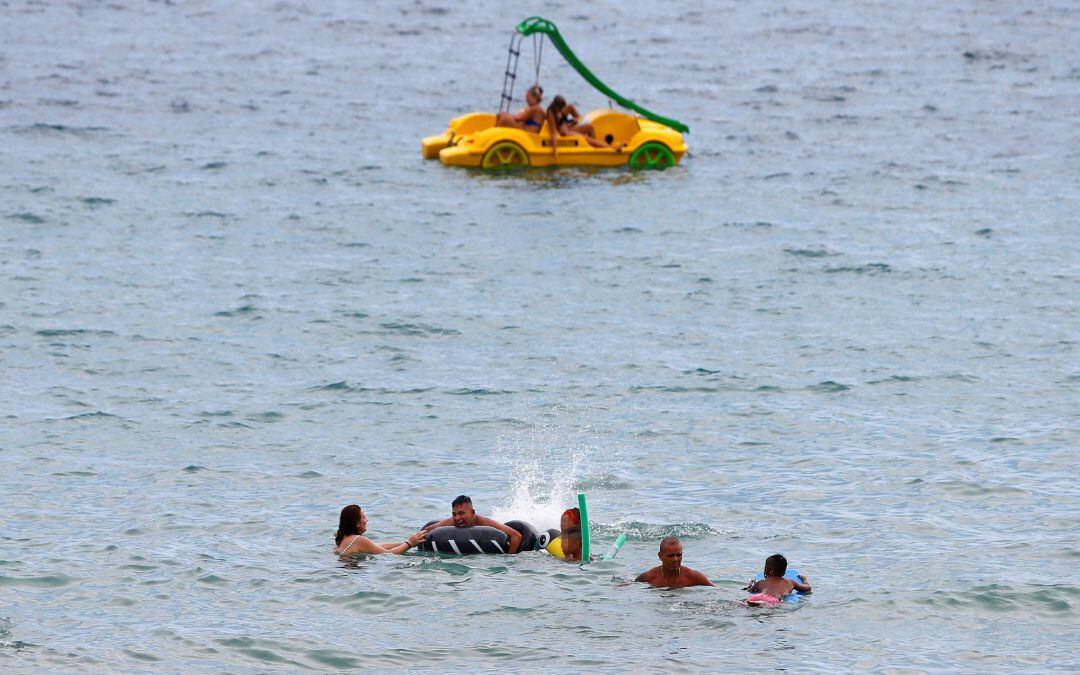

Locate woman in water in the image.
[495,84,546,131]
[545,95,625,157]
[334,504,426,556]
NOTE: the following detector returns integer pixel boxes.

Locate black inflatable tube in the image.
[417,520,541,555]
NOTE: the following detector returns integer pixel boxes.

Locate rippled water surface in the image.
[2,0,1078,671]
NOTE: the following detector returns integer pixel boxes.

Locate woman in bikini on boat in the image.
[333,504,426,556]
[495,85,546,131]
[545,95,625,157]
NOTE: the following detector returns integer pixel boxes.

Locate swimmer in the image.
[559,507,584,561]
[743,553,811,605]
[422,495,523,554]
[333,504,426,556]
[634,536,715,588]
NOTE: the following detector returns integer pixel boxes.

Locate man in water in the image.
[635,536,715,588]
[422,495,522,554]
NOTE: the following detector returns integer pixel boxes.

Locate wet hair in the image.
[452,495,472,509]
[526,84,543,100]
[561,507,581,533]
[546,95,566,117]
[659,536,680,551]
[335,504,362,545]
[764,553,788,577]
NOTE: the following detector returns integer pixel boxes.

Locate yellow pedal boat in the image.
[422,17,690,171]
[422,109,687,169]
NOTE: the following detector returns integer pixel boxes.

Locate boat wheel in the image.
[482,142,529,170]
[629,142,675,170]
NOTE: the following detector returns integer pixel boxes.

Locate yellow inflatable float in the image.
[422,17,689,170]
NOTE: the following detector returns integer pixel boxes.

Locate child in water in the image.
[744,553,811,606]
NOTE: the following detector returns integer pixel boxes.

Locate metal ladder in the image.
[497,33,525,114]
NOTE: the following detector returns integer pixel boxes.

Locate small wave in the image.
[79,196,115,206]
[7,212,45,224]
[0,617,32,651]
[784,247,839,258]
[921,583,1072,615]
[823,263,892,274]
[123,648,162,662]
[866,375,921,385]
[214,636,303,667]
[12,123,109,136]
[806,381,851,393]
[447,388,515,396]
[379,322,460,336]
[35,328,115,338]
[306,650,365,669]
[247,412,284,423]
[606,521,724,541]
[0,573,78,588]
[214,304,258,317]
[61,411,120,421]
[723,220,774,228]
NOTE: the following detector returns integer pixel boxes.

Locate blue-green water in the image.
[1,0,1077,671]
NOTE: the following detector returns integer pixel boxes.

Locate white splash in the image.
[489,433,591,531]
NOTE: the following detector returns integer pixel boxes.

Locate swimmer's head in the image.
[451,495,476,528]
[547,95,566,116]
[336,504,366,544]
[764,553,787,577]
[526,85,543,105]
[658,536,683,571]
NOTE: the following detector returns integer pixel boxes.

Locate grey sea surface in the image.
[2,0,1078,671]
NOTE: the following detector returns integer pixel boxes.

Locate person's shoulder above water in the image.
[743,553,811,599]
[421,494,523,554]
[334,504,425,556]
[635,536,715,588]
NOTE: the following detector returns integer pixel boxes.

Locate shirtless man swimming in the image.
[422,495,523,554]
[635,536,715,588]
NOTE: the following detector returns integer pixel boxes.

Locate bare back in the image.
[748,575,795,598]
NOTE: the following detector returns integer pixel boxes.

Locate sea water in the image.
[1,0,1077,671]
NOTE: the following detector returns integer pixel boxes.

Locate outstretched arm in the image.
[343,533,423,555]
[422,518,454,533]
[376,531,427,553]
[791,574,812,594]
[476,516,522,554]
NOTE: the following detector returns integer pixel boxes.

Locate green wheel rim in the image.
[482,142,529,169]
[629,142,674,170]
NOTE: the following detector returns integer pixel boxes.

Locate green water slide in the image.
[516,17,689,134]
